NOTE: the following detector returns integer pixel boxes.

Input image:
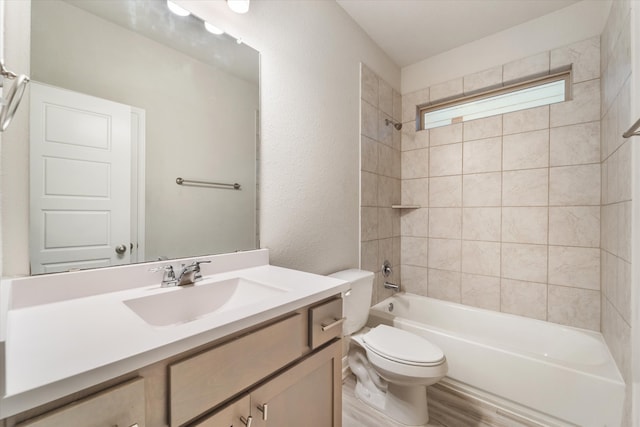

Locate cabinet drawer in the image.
[170,313,304,426]
[16,378,145,427]
[309,297,343,349]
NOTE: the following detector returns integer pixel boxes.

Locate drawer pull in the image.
[321,317,345,332]
[240,415,252,427]
[257,403,268,421]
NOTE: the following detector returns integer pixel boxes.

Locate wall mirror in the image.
[22,0,259,274]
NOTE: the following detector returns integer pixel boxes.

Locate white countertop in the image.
[0,250,350,418]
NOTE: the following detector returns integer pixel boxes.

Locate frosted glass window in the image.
[421,76,567,130]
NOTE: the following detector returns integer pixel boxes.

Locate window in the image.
[420,71,570,130]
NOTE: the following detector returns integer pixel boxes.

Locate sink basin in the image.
[124,278,288,327]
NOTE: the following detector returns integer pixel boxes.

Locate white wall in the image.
[402,0,610,94]
[180,0,400,273]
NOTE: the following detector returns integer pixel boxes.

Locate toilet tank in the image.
[329,269,374,335]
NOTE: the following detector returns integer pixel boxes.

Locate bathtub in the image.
[368,293,624,427]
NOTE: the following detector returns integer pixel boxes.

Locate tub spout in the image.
[384,282,400,292]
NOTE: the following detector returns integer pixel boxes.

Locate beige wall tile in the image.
[402,178,429,206]
[462,207,501,241]
[549,206,600,247]
[429,208,462,239]
[430,78,463,103]
[403,127,429,151]
[361,171,377,206]
[501,278,547,320]
[361,240,378,273]
[378,207,393,239]
[463,172,501,207]
[503,51,550,83]
[428,269,461,302]
[617,141,632,202]
[501,243,547,283]
[401,265,428,296]
[361,136,378,173]
[378,111,394,146]
[430,143,462,176]
[503,105,549,135]
[361,207,378,241]
[402,148,429,179]
[378,143,397,177]
[548,246,600,290]
[430,123,463,146]
[428,238,461,271]
[502,207,548,244]
[401,207,429,237]
[393,89,402,122]
[463,66,503,95]
[618,201,632,262]
[430,176,462,207]
[550,79,601,127]
[502,130,549,171]
[549,121,600,166]
[379,78,393,117]
[361,64,379,107]
[602,296,632,386]
[378,176,400,207]
[461,273,501,311]
[601,203,618,254]
[615,257,632,324]
[550,37,600,83]
[402,88,429,124]
[463,137,502,174]
[549,164,600,206]
[401,236,428,267]
[502,168,548,206]
[548,285,600,331]
[362,99,378,140]
[461,240,501,276]
[463,115,503,141]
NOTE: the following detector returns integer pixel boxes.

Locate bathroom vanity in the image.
[0,249,349,426]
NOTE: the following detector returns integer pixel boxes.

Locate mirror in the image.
[25,0,259,274]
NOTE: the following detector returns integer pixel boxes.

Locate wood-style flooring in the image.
[342,375,444,427]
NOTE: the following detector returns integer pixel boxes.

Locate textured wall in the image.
[600,0,633,424]
[399,37,603,331]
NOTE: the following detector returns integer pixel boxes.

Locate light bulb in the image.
[227,0,249,14]
[204,21,224,35]
[167,0,190,17]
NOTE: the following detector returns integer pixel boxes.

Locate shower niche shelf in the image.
[391,205,421,209]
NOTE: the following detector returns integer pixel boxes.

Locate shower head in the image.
[385,118,402,131]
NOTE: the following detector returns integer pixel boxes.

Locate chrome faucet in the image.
[384,281,400,292]
[176,260,211,286]
[149,264,178,287]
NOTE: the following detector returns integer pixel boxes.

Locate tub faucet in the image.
[384,281,400,292]
[176,260,211,286]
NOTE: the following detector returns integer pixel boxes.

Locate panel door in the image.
[250,340,342,427]
[29,82,132,274]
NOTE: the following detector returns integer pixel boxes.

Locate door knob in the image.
[115,244,127,255]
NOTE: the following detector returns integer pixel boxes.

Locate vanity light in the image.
[227,0,250,14]
[204,21,224,35]
[167,0,190,17]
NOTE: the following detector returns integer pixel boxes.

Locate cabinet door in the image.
[190,395,251,427]
[250,340,342,427]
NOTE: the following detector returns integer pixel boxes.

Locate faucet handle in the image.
[192,260,211,280]
[149,265,177,287]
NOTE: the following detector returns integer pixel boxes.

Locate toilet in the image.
[330,269,447,426]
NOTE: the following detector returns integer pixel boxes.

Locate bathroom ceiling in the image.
[336,0,580,67]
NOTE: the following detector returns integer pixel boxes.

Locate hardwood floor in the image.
[342,375,443,427]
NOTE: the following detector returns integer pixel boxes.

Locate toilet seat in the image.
[363,325,445,366]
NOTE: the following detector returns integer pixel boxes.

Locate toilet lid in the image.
[363,325,445,366]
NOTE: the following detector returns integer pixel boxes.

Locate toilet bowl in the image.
[330,269,447,426]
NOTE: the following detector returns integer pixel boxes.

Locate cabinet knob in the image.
[257,403,268,421]
[240,415,252,427]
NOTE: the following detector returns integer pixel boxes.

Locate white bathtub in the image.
[368,293,625,427]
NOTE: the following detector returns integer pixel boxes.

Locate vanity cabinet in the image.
[193,339,342,427]
[14,378,145,427]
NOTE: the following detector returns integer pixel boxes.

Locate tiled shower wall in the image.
[600,0,633,424]
[360,65,402,304]
[398,37,602,330]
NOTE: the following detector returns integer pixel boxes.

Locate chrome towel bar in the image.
[623,117,640,138]
[176,177,241,190]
